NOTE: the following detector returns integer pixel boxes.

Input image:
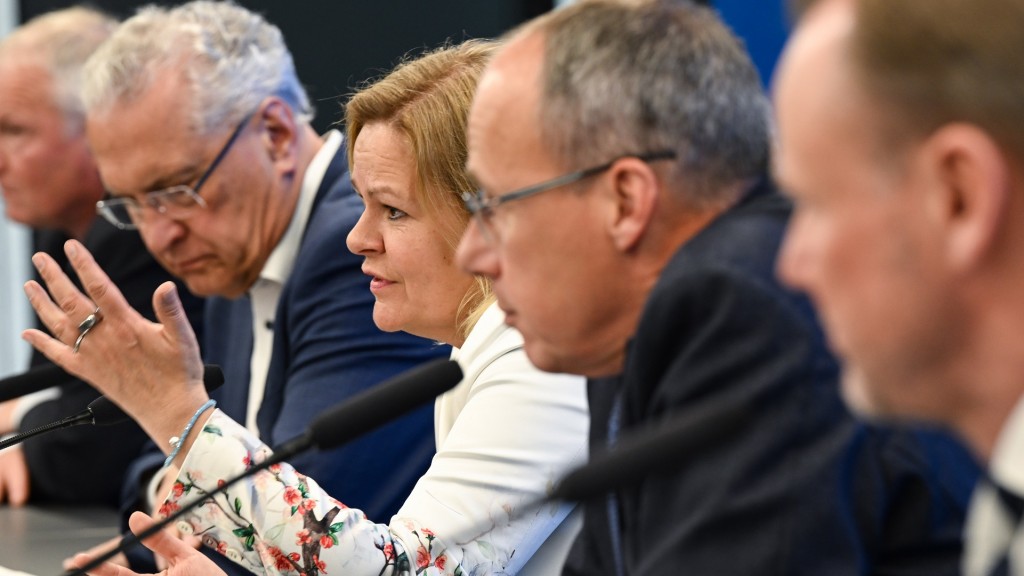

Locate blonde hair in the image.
[345,39,498,340]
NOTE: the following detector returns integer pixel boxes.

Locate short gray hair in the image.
[516,0,771,205]
[82,1,311,135]
[0,6,117,131]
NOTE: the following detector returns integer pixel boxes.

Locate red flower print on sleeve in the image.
[296,529,312,546]
[320,535,334,549]
[266,547,294,571]
[157,500,180,518]
[417,548,430,570]
[284,486,302,506]
[435,556,447,570]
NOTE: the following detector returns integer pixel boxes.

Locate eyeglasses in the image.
[96,113,253,230]
[461,150,676,243]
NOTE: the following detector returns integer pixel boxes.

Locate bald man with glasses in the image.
[455,2,978,575]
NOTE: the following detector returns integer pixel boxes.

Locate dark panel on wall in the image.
[20,1,551,133]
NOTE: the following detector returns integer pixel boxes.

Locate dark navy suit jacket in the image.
[563,180,980,575]
[124,145,447,571]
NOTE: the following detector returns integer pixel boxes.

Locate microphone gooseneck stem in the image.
[64,430,314,576]
[0,410,92,451]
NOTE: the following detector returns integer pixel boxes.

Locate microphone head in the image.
[551,404,747,502]
[204,364,225,390]
[0,364,72,403]
[308,358,463,451]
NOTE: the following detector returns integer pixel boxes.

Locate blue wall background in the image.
[716,1,791,87]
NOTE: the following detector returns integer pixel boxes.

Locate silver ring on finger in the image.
[72,306,102,354]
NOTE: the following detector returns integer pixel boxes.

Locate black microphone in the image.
[306,358,463,450]
[439,403,749,546]
[66,358,464,576]
[0,365,225,452]
[0,364,76,403]
[550,404,749,502]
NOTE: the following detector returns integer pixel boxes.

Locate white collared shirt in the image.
[245,130,343,433]
[964,394,1024,575]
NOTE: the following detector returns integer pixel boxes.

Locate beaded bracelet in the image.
[164,399,217,468]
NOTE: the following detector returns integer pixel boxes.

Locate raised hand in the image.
[21,239,209,457]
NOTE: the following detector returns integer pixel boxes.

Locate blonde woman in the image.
[51,39,588,576]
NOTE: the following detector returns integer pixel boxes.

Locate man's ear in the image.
[606,157,660,252]
[921,123,1011,273]
[258,97,299,172]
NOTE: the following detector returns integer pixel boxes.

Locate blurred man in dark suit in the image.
[775,0,1024,573]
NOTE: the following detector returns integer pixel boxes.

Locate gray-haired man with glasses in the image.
[22,1,446,572]
[95,113,251,231]
[456,1,977,575]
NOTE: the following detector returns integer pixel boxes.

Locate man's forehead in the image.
[87,109,202,196]
[466,34,545,181]
[773,0,863,189]
[775,0,859,130]
[0,60,52,100]
[788,0,856,60]
[473,32,544,115]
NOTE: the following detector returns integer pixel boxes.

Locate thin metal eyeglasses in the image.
[96,113,254,230]
[461,150,676,242]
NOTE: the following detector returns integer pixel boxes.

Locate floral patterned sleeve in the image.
[162,310,589,576]
[166,410,462,576]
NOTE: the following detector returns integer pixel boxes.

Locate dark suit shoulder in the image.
[614,181,976,575]
[630,184,832,417]
[663,182,791,291]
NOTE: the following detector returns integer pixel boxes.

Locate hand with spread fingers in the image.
[21,239,211,464]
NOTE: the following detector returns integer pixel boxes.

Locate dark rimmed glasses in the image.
[461,150,676,243]
[96,113,254,230]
